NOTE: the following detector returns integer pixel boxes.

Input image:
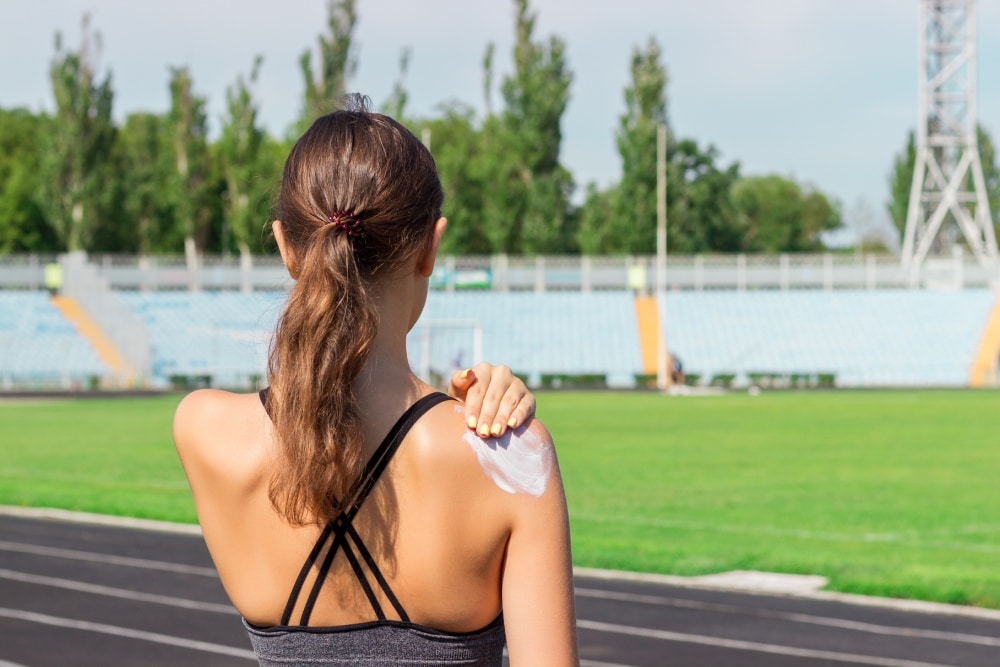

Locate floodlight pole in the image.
[656,122,669,391]
[902,0,997,275]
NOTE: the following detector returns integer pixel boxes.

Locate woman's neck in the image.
[352,273,428,410]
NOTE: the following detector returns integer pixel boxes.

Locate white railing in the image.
[1,251,997,292]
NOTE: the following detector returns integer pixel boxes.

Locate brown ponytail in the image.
[266,96,443,526]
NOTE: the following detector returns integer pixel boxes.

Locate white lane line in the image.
[0,660,31,667]
[576,588,1000,647]
[0,568,236,615]
[0,607,256,660]
[577,619,956,667]
[0,541,217,577]
[575,567,1000,621]
[0,506,202,535]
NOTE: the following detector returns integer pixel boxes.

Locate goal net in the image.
[407,319,483,388]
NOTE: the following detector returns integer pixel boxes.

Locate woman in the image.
[173,98,578,666]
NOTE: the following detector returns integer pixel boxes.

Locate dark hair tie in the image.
[326,210,361,237]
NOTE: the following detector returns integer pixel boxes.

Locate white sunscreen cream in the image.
[462,425,553,497]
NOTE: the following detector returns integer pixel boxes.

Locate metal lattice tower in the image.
[902,0,997,270]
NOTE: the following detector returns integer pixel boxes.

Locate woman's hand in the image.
[448,363,536,438]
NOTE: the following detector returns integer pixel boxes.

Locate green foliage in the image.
[96,112,174,253]
[38,15,116,251]
[167,66,213,252]
[219,56,272,256]
[577,37,741,255]
[887,130,916,235]
[611,37,667,254]
[732,174,841,252]
[481,0,574,254]
[1,5,859,257]
[418,103,493,255]
[667,139,742,252]
[576,183,617,254]
[0,109,57,252]
[298,0,357,133]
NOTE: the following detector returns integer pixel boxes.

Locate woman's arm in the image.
[499,421,579,667]
[448,363,536,438]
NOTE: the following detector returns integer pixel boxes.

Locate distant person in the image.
[43,261,62,296]
[670,353,685,386]
[173,97,578,666]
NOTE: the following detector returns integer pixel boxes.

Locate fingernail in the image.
[467,416,477,429]
[490,423,502,436]
[478,424,491,437]
[459,369,469,380]
[507,417,517,428]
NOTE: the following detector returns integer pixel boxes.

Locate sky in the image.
[3,0,1000,244]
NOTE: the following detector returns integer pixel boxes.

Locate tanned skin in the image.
[174,218,579,666]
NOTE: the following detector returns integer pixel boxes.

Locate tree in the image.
[102,112,174,253]
[418,102,492,255]
[39,15,116,251]
[667,139,742,253]
[576,183,617,254]
[298,0,357,132]
[611,37,668,254]
[577,37,741,255]
[886,130,915,237]
[479,0,574,254]
[219,56,268,258]
[167,66,212,257]
[732,175,841,252]
[0,108,57,252]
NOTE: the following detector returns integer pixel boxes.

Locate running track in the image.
[1,510,998,666]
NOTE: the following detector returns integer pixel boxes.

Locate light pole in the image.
[656,122,669,391]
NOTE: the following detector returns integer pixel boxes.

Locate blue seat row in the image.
[0,292,108,384]
[659,289,995,386]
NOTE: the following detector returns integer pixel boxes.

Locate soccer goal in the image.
[408,319,483,388]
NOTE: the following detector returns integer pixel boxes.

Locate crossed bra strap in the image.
[258,390,454,627]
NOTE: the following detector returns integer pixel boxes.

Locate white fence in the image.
[0,251,997,292]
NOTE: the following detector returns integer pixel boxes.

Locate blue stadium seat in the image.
[410,291,644,387]
[658,289,995,386]
[0,291,109,386]
[119,291,284,387]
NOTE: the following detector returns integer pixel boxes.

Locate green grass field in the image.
[1,390,998,608]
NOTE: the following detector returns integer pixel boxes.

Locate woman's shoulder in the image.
[173,389,270,482]
[173,388,264,438]
[409,399,557,501]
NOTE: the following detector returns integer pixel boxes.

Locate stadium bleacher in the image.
[118,291,283,387]
[660,289,995,386]
[411,291,644,387]
[0,291,108,387]
[3,256,998,390]
[118,289,645,388]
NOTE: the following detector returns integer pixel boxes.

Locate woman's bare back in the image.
[174,386,557,636]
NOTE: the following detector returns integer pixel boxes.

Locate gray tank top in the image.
[245,391,506,666]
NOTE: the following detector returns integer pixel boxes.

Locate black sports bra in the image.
[245,390,505,666]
